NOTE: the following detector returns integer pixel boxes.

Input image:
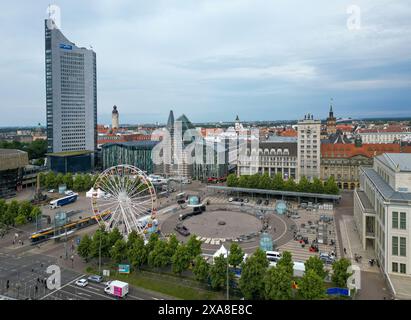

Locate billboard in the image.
[118,264,130,274]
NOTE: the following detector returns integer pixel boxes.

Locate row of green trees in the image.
[39,172,98,192]
[238,250,352,300]
[0,139,47,160]
[0,200,42,227]
[227,173,340,195]
[78,229,203,275]
[78,229,352,300]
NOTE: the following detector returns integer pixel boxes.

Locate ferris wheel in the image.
[91,165,158,237]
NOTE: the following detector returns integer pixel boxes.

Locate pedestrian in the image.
[12,239,15,245]
[344,247,347,255]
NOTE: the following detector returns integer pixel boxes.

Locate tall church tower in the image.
[326,99,337,135]
[112,105,119,130]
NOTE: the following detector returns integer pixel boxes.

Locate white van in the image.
[266,251,282,263]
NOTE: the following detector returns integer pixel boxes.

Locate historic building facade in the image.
[320,143,401,190]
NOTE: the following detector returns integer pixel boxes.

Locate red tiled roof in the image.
[321,143,401,158]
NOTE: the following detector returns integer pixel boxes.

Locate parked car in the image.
[75,279,88,287]
[48,189,55,193]
[256,199,262,205]
[175,224,190,236]
[244,198,249,203]
[228,197,234,202]
[264,199,269,206]
[87,275,103,283]
[319,252,335,264]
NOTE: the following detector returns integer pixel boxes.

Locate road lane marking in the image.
[41,274,85,300]
[68,284,117,300]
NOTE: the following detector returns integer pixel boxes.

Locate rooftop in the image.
[362,167,411,202]
[102,141,159,150]
[378,153,411,172]
[46,150,94,157]
[0,149,29,171]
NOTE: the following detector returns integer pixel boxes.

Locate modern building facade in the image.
[45,19,97,154]
[237,141,297,180]
[297,114,321,181]
[102,141,159,174]
[354,153,411,283]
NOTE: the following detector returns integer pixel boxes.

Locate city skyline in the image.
[1,0,411,126]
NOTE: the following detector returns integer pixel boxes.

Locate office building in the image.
[45,18,97,155]
[297,114,321,181]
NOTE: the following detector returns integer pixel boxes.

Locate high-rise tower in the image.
[45,18,97,154]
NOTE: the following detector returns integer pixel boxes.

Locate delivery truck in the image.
[104,280,129,298]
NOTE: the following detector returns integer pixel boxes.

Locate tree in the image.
[167,234,180,257]
[271,173,284,190]
[248,174,260,189]
[277,251,293,277]
[239,249,269,299]
[108,228,123,247]
[284,178,297,192]
[110,239,128,263]
[14,214,27,226]
[171,244,191,274]
[73,174,85,191]
[45,172,56,189]
[18,201,33,220]
[78,234,92,262]
[83,174,92,191]
[63,173,74,189]
[56,173,64,187]
[5,201,20,226]
[332,258,352,288]
[209,255,231,290]
[305,256,327,280]
[0,200,8,225]
[311,178,325,194]
[238,175,250,188]
[297,176,311,193]
[148,240,171,268]
[186,235,202,259]
[128,235,147,269]
[193,255,210,282]
[90,229,111,259]
[146,233,159,253]
[226,174,238,187]
[127,230,140,249]
[264,265,293,300]
[324,176,339,195]
[299,269,326,300]
[30,206,42,220]
[228,243,244,268]
[258,173,272,190]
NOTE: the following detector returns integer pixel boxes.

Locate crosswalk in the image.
[278,209,340,264]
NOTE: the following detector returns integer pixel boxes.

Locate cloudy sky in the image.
[1,0,411,126]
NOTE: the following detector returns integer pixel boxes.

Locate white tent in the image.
[213,245,228,262]
[86,188,106,199]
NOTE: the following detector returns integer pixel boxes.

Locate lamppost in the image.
[98,233,102,275]
[226,256,229,301]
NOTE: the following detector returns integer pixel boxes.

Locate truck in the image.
[49,193,78,209]
[104,280,129,298]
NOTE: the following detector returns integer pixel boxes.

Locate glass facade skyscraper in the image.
[45,19,97,154]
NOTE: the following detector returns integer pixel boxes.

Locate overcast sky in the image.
[1,0,411,126]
